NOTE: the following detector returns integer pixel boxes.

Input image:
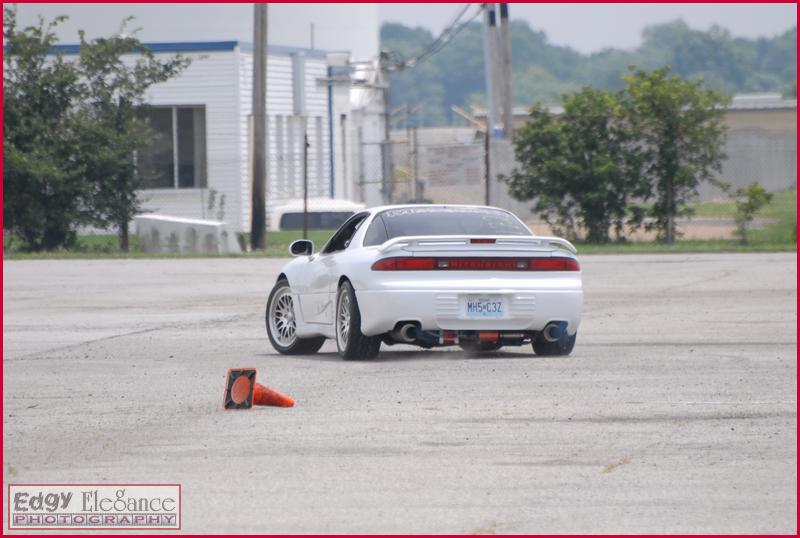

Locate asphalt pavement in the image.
[3,253,796,533]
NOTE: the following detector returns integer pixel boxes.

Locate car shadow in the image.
[254,347,545,362]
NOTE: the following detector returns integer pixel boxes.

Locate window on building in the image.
[137,106,207,189]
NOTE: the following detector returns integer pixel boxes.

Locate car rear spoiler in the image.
[377,235,578,255]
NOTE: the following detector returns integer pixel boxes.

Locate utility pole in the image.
[379,51,394,205]
[451,105,492,207]
[484,128,490,206]
[250,3,267,250]
[303,129,309,240]
[481,3,501,205]
[406,120,412,200]
[340,113,348,200]
[481,3,501,137]
[498,3,513,138]
[412,125,419,202]
[357,126,366,203]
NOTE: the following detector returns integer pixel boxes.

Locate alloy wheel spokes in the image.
[338,292,351,346]
[270,289,296,346]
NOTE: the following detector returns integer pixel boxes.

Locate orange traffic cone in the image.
[223,368,294,410]
[223,368,256,410]
[253,383,295,408]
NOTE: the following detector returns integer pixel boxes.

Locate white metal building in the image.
[54,40,385,232]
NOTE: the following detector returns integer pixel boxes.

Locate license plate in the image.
[463,295,505,318]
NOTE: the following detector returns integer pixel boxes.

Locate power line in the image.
[405,4,479,68]
[386,4,481,72]
[409,3,471,65]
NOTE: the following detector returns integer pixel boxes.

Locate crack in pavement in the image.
[3,312,259,362]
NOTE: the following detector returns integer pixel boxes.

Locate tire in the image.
[459,341,503,354]
[532,332,577,356]
[335,280,381,360]
[266,278,326,355]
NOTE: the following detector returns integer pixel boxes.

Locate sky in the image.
[13,4,381,60]
[11,3,797,59]
[380,3,797,54]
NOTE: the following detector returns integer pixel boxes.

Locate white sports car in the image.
[266,205,582,359]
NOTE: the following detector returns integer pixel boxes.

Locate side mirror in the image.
[289,239,313,256]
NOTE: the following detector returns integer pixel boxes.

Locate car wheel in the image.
[266,278,325,355]
[459,341,503,354]
[532,332,577,356]
[335,281,381,360]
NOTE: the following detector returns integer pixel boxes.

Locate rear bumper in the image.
[356,286,582,336]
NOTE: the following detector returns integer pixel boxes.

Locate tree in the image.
[74,23,190,250]
[3,7,85,251]
[381,23,448,126]
[622,67,729,243]
[379,20,795,126]
[513,65,579,107]
[731,183,773,245]
[3,8,189,252]
[503,87,644,243]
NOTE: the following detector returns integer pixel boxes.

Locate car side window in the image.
[322,213,369,254]
[362,214,389,246]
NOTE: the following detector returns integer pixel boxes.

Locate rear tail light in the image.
[370,257,436,271]
[530,257,581,271]
[371,256,580,271]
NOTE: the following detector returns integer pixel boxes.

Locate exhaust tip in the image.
[542,323,565,343]
[400,323,418,342]
[391,322,419,343]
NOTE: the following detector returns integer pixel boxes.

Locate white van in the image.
[268,198,367,231]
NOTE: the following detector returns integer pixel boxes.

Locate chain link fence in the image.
[354,131,534,221]
[368,119,797,230]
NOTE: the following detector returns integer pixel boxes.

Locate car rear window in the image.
[363,207,531,246]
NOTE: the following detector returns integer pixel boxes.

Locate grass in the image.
[4,191,796,259]
[693,188,797,246]
[575,239,794,255]
[574,188,797,253]
[6,230,794,260]
[689,189,796,220]
[4,229,338,260]
[248,230,337,257]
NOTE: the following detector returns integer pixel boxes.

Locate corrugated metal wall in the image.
[239,51,331,231]
[139,46,332,232]
[139,51,243,228]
